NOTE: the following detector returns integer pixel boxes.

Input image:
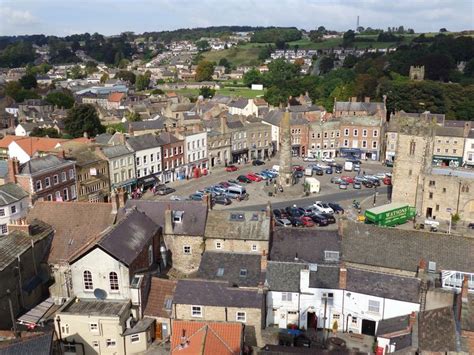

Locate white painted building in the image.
[182,131,208,177]
[0,183,29,235]
[463,131,474,166]
[228,98,259,117]
[126,134,163,187]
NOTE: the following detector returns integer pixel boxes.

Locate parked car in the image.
[276,218,292,227]
[213,195,232,205]
[189,193,204,201]
[383,177,392,185]
[252,159,265,166]
[246,173,262,182]
[155,187,176,195]
[314,168,324,176]
[339,182,348,189]
[362,180,374,188]
[254,172,268,180]
[341,176,354,184]
[303,156,317,162]
[237,175,252,183]
[317,212,336,224]
[353,164,360,172]
[169,195,181,201]
[309,213,329,226]
[228,179,243,187]
[327,203,344,214]
[285,206,304,218]
[335,165,343,173]
[273,209,289,219]
[347,158,362,164]
[330,177,343,184]
[313,201,334,214]
[325,168,333,174]
[225,165,238,172]
[353,182,361,189]
[293,170,304,178]
[300,216,315,227]
[288,216,304,227]
[384,160,394,167]
[321,157,335,163]
[218,181,231,188]
[292,165,304,172]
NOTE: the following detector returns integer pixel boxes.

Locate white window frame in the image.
[368,300,380,314]
[236,311,246,322]
[89,323,99,332]
[191,306,202,317]
[106,339,116,348]
[109,271,119,292]
[0,224,8,234]
[61,171,67,182]
[130,334,140,343]
[92,340,99,348]
[53,174,59,184]
[251,244,258,252]
[11,205,16,214]
[215,241,222,250]
[45,177,51,188]
[281,292,292,302]
[83,270,93,291]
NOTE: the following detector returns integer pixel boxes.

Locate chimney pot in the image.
[408,311,417,330]
[339,264,347,290]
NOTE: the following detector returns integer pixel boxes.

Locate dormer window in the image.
[173,211,184,223]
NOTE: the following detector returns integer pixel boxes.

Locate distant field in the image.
[166,86,265,99]
[203,43,264,66]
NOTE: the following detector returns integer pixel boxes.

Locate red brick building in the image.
[157,132,185,182]
[8,155,77,205]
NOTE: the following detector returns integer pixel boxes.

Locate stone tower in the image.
[409,66,425,81]
[279,109,293,187]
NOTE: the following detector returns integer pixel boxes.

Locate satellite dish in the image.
[93,288,107,300]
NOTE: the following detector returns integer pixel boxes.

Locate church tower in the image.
[278,109,293,187]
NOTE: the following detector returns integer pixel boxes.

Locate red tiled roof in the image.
[144,277,177,319]
[26,201,114,264]
[12,137,67,156]
[108,92,125,102]
[171,321,242,355]
[0,135,24,149]
[166,92,177,98]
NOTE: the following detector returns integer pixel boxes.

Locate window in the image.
[71,185,77,199]
[324,251,340,262]
[362,129,367,137]
[443,188,446,193]
[362,141,367,148]
[83,270,93,290]
[63,344,76,352]
[131,334,140,343]
[0,224,7,234]
[47,194,53,201]
[0,209,4,217]
[216,268,224,276]
[239,269,248,278]
[183,246,191,254]
[45,177,51,188]
[429,192,433,199]
[236,312,246,322]
[429,180,435,187]
[106,339,116,348]
[148,245,153,266]
[113,160,119,169]
[109,272,119,291]
[10,205,17,214]
[282,292,292,302]
[373,130,378,137]
[332,313,340,320]
[191,306,202,317]
[61,323,69,335]
[353,129,358,137]
[92,341,99,348]
[453,149,457,154]
[69,169,74,179]
[344,129,349,136]
[351,317,358,325]
[372,141,377,149]
[436,204,439,211]
[368,300,380,313]
[150,154,154,162]
[343,139,348,147]
[55,191,61,200]
[61,172,67,182]
[89,323,99,332]
[215,242,222,249]
[409,141,416,156]
[143,155,147,164]
[63,188,68,201]
[251,244,258,252]
[136,157,140,165]
[35,180,42,191]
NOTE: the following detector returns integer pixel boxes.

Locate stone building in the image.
[96,144,137,194]
[432,126,468,168]
[245,118,273,160]
[207,130,231,168]
[333,97,386,120]
[409,65,425,81]
[156,131,185,182]
[339,116,383,160]
[308,119,341,158]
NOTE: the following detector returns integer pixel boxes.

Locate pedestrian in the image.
[363,170,365,175]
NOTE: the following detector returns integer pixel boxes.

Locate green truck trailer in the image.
[364,203,416,227]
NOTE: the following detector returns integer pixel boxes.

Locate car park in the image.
[314,168,324,176]
[254,172,268,180]
[288,216,304,227]
[339,182,348,189]
[213,195,232,205]
[276,218,292,227]
[252,159,265,166]
[313,201,334,214]
[353,164,360,172]
[325,168,333,174]
[327,203,344,214]
[321,157,335,163]
[309,213,329,226]
[331,177,343,184]
[353,182,361,189]
[246,173,262,182]
[317,212,336,224]
[303,156,317,162]
[341,176,354,184]
[335,165,343,173]
[155,187,176,195]
[189,193,204,201]
[237,175,252,183]
[273,209,289,219]
[285,206,304,218]
[225,165,238,172]
[300,216,315,227]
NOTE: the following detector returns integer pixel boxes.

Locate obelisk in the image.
[279,108,293,187]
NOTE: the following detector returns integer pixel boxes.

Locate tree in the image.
[69,65,84,79]
[243,68,262,87]
[19,74,37,89]
[439,28,448,33]
[126,111,142,122]
[45,91,75,109]
[64,104,105,138]
[30,127,60,138]
[309,30,323,43]
[151,88,165,95]
[218,58,230,68]
[135,73,150,91]
[343,54,358,68]
[319,56,334,74]
[85,60,98,74]
[115,70,136,84]
[258,45,273,61]
[199,86,216,98]
[195,60,215,81]
[4,81,39,102]
[100,73,109,83]
[342,30,355,48]
[196,40,210,52]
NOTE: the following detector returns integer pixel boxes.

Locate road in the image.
[230,186,389,211]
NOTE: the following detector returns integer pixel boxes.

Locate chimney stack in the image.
[117,188,127,209]
[417,258,426,276]
[351,97,357,103]
[220,116,227,134]
[261,250,268,271]
[7,158,20,184]
[265,201,272,218]
[408,311,417,330]
[461,275,469,303]
[8,218,32,235]
[111,190,118,214]
[164,208,173,235]
[364,97,370,103]
[339,264,347,290]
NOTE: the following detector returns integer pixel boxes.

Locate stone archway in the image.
[462,199,474,220]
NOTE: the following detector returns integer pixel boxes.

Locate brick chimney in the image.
[337,217,344,237]
[110,190,118,214]
[117,188,127,209]
[164,208,173,235]
[364,97,371,103]
[7,158,20,184]
[220,116,227,134]
[461,275,469,303]
[351,96,357,103]
[408,311,417,330]
[261,250,268,271]
[265,201,272,218]
[417,258,426,276]
[8,218,32,235]
[339,264,347,290]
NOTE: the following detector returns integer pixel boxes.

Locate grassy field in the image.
[166,86,265,99]
[203,43,265,66]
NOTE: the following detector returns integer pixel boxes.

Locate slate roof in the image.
[0,331,53,355]
[27,201,114,264]
[262,109,309,126]
[18,155,73,175]
[171,321,243,355]
[376,314,410,336]
[174,279,263,308]
[122,200,207,236]
[341,220,474,273]
[309,266,339,289]
[334,101,385,115]
[197,252,262,287]
[205,211,270,241]
[461,294,474,332]
[418,307,457,352]
[347,268,420,303]
[228,98,248,109]
[101,144,132,159]
[126,133,162,151]
[435,126,465,137]
[92,208,159,266]
[124,120,165,132]
[93,133,113,145]
[270,228,340,264]
[0,183,28,206]
[266,261,306,292]
[0,220,53,272]
[0,160,8,179]
[61,298,129,316]
[144,277,177,319]
[157,131,181,145]
[339,115,381,127]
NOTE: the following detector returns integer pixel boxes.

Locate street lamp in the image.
[373,186,378,206]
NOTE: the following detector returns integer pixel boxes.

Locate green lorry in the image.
[364,203,416,227]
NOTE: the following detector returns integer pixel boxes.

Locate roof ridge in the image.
[206,324,236,354]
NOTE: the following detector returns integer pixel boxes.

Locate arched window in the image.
[148,245,153,266]
[83,270,93,290]
[109,272,119,291]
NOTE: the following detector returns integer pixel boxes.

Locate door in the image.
[352,140,358,148]
[307,312,317,330]
[361,319,376,336]
[155,322,163,339]
[426,207,433,218]
[278,311,287,328]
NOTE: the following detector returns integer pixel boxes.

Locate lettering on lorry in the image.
[385,207,408,219]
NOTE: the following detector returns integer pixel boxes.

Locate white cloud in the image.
[0,6,37,25]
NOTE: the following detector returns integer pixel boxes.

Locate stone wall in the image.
[205,238,269,254]
[164,234,204,274]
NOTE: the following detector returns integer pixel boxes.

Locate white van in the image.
[344,161,353,171]
[225,186,248,199]
[272,165,280,172]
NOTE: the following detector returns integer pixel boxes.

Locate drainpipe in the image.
[341,290,345,332]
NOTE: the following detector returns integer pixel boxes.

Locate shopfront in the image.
[432,155,463,168]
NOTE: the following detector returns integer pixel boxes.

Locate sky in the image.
[0,0,473,37]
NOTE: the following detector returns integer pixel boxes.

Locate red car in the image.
[341,176,354,184]
[246,173,262,182]
[300,216,315,227]
[292,165,304,171]
[383,177,392,185]
[225,165,238,172]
